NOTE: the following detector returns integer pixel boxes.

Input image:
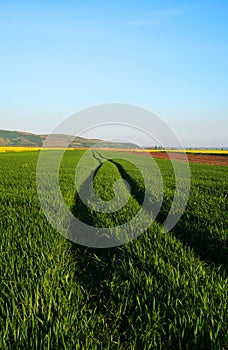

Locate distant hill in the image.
[0,130,43,147]
[0,130,139,149]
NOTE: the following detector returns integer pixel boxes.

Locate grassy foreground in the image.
[0,150,227,349]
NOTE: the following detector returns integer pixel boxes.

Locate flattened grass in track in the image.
[0,150,227,349]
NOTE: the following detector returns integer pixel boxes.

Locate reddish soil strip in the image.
[148,152,228,166]
[112,149,228,166]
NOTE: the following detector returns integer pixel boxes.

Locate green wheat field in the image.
[0,150,227,349]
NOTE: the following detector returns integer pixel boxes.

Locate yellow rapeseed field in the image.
[0,147,41,153]
[0,146,227,155]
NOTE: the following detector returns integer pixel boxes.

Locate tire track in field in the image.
[94,151,145,207]
[91,150,143,217]
[69,152,141,246]
[71,150,106,229]
[70,150,135,245]
[71,150,144,242]
[69,151,103,245]
[71,149,133,246]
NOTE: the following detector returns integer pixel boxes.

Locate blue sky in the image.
[0,0,227,147]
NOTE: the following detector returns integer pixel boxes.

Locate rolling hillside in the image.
[0,130,138,149]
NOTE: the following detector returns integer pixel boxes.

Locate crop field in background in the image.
[0,146,228,155]
[0,146,227,167]
[0,150,227,349]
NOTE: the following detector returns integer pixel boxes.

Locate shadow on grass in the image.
[109,157,228,274]
[171,213,228,273]
[69,243,128,294]
[68,237,222,349]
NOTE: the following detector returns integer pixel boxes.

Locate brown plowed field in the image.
[113,149,228,166]
[148,152,228,166]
